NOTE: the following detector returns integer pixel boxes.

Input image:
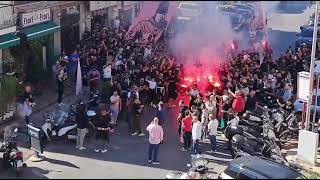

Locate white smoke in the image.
[169,1,247,66]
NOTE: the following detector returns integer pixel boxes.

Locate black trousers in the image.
[183,131,192,149]
[133,116,142,134]
[58,88,63,104]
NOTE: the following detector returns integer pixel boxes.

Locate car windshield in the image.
[179,3,199,10]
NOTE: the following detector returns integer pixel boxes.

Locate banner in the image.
[125,1,178,46]
[76,60,82,96]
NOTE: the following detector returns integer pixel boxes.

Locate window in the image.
[179,3,199,10]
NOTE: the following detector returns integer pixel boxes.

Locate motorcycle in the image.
[0,127,27,176]
[279,113,301,144]
[41,104,77,142]
[165,155,214,179]
[231,134,288,166]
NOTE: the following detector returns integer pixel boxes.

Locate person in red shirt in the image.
[229,89,245,115]
[181,111,192,151]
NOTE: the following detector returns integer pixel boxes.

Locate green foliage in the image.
[0,75,17,114]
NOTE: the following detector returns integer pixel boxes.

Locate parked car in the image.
[176,2,201,20]
[218,156,306,179]
[295,25,320,51]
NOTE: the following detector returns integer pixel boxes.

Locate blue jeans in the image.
[192,139,201,155]
[209,135,217,151]
[148,143,160,162]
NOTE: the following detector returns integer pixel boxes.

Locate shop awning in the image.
[22,21,60,40]
[0,33,20,49]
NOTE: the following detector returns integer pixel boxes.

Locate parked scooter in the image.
[0,127,27,176]
[165,155,214,179]
[41,104,77,142]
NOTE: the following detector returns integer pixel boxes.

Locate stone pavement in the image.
[0,80,84,163]
[282,140,320,176]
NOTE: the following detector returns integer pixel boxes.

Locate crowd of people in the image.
[50,15,180,163]
[47,11,317,165]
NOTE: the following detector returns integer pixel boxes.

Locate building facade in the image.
[0,1,142,75]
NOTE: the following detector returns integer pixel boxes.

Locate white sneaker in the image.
[79,147,86,150]
[131,132,138,136]
[138,133,145,136]
[101,149,108,153]
[94,149,100,153]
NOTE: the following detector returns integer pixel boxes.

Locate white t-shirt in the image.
[192,121,203,141]
[110,95,121,109]
[144,48,152,59]
[228,116,240,127]
[103,66,112,79]
[207,119,219,136]
[114,19,120,29]
[127,91,139,99]
[147,80,157,89]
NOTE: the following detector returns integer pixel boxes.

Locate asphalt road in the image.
[0,94,232,179]
[267,1,314,58]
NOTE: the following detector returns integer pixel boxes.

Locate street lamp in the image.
[305,1,319,131]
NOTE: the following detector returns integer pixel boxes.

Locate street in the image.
[0,99,232,179]
[0,1,317,179]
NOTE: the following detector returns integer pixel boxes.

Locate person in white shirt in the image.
[207,114,219,152]
[144,45,152,59]
[227,115,240,127]
[113,16,120,31]
[192,116,202,155]
[146,117,163,165]
[103,64,112,81]
[147,78,157,106]
[110,90,121,125]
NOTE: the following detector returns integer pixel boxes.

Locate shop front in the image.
[89,1,119,28]
[1,8,61,84]
[119,1,140,27]
[60,5,80,54]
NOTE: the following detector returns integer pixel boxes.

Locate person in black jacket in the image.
[90,104,111,153]
[76,102,88,150]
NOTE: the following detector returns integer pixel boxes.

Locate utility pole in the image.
[305,1,319,131]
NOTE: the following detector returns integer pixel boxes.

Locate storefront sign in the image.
[0,2,16,31]
[89,1,118,11]
[20,8,51,28]
[27,124,43,154]
[297,71,310,102]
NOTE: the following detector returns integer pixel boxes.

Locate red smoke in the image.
[180,61,223,94]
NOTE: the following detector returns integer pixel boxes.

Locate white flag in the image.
[76,60,82,96]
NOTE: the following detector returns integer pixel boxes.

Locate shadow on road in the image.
[43,157,80,169]
[0,164,50,179]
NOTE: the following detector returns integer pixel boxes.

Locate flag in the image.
[251,2,265,32]
[76,60,82,96]
[125,1,179,46]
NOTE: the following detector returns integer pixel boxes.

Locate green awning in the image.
[0,33,19,49]
[0,21,60,49]
[22,21,60,40]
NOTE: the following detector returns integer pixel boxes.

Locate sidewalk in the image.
[282,140,320,176]
[0,80,87,163]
